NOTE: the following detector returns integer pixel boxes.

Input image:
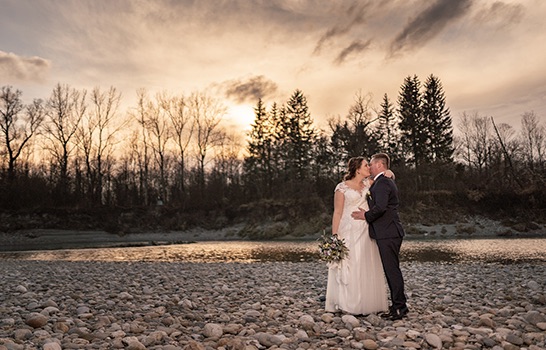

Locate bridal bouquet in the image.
[317,231,349,263]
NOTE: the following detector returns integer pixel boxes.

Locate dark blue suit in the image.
[365,174,407,312]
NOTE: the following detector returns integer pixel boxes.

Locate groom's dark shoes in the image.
[381,306,409,320]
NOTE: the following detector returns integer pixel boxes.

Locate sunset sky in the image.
[1,0,545,133]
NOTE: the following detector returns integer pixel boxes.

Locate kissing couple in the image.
[324,153,409,321]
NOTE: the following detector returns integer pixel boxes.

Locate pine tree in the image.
[244,99,274,198]
[270,102,284,180]
[280,90,316,180]
[398,75,427,167]
[377,93,400,163]
[422,74,454,163]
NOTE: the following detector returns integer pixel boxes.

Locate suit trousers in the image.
[376,236,407,311]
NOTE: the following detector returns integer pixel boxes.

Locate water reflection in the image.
[0,238,545,264]
[404,238,546,264]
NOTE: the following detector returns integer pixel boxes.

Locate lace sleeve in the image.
[334,182,347,194]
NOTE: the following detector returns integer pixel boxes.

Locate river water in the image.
[0,237,544,264]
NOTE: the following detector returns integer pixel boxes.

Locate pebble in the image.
[0,260,544,349]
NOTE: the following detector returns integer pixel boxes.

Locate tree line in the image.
[1,75,545,232]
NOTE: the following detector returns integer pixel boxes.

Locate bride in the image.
[325,156,389,315]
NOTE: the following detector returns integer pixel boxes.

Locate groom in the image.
[352,153,408,320]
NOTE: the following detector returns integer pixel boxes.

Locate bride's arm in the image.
[366,170,396,187]
[385,169,395,180]
[331,191,344,236]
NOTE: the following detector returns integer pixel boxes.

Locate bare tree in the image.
[348,90,377,125]
[131,90,172,203]
[0,86,45,180]
[115,129,145,206]
[215,130,243,182]
[130,89,153,205]
[457,112,491,174]
[158,92,194,203]
[189,91,226,190]
[43,84,86,201]
[520,111,545,171]
[76,86,123,205]
[209,130,243,202]
[490,118,521,188]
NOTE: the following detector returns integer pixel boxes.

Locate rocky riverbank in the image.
[1,260,545,350]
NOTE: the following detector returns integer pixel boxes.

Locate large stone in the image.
[337,328,351,337]
[25,312,48,328]
[295,329,309,339]
[224,323,243,334]
[245,310,261,318]
[321,313,334,323]
[15,285,27,293]
[524,311,546,325]
[364,313,383,327]
[142,330,167,346]
[362,339,378,350]
[118,291,133,300]
[203,323,223,339]
[13,328,32,341]
[122,336,146,350]
[183,341,206,350]
[342,314,360,328]
[299,314,315,330]
[425,333,442,349]
[253,332,283,347]
[217,337,246,350]
[527,281,540,291]
[41,306,60,316]
[505,334,523,346]
[0,340,23,350]
[42,342,62,350]
[53,322,69,333]
[479,316,495,328]
[353,327,368,341]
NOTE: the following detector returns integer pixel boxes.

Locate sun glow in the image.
[225,103,255,133]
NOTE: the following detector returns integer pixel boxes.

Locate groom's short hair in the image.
[371,153,390,169]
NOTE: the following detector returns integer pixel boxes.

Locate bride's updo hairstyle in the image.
[343,156,365,181]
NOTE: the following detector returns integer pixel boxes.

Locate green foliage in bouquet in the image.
[317,231,349,263]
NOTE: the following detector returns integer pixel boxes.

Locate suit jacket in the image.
[365,174,405,240]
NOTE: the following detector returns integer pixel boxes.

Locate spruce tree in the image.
[269,102,283,181]
[281,90,316,181]
[377,93,400,163]
[422,74,454,163]
[244,99,272,197]
[398,75,426,167]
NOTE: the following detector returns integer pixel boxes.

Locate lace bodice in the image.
[334,181,370,213]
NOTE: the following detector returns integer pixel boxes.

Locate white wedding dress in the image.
[325,182,388,315]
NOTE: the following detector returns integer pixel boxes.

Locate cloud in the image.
[473,1,524,28]
[334,39,373,65]
[313,2,370,55]
[0,51,51,83]
[221,75,279,104]
[388,0,473,58]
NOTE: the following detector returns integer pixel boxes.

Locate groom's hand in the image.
[351,208,366,220]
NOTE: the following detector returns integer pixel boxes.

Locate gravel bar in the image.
[1,260,545,350]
